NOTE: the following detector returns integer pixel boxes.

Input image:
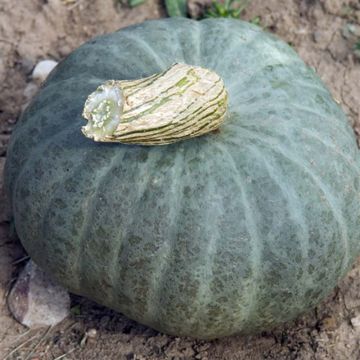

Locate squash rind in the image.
[5,18,360,339]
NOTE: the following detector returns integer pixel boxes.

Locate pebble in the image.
[22,82,40,113]
[23,82,39,101]
[86,328,97,338]
[32,60,58,84]
[19,57,35,76]
[350,315,360,328]
[7,260,70,328]
[58,44,72,58]
[342,23,360,39]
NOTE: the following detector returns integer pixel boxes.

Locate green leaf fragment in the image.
[165,0,187,17]
[128,0,146,6]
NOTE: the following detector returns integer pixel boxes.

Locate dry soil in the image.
[1,0,360,359]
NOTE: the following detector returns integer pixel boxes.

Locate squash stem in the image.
[82,82,123,141]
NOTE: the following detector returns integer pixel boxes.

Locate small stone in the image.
[22,82,40,113]
[187,0,212,19]
[23,83,39,102]
[19,57,35,75]
[58,44,72,58]
[328,31,350,61]
[312,31,332,46]
[350,315,360,328]
[342,23,360,39]
[313,31,322,43]
[7,260,70,328]
[32,60,58,84]
[86,328,97,338]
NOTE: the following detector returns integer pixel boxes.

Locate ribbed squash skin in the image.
[5,18,360,339]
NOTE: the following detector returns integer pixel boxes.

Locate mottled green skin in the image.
[5,19,360,339]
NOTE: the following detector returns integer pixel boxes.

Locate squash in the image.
[5,18,360,339]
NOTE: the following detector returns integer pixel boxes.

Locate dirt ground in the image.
[1,0,360,359]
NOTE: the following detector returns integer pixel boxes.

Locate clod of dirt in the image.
[187,0,212,19]
[32,60,58,84]
[7,260,70,328]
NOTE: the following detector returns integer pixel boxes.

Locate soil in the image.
[1,0,360,359]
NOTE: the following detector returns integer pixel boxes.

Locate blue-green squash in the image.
[5,18,360,339]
